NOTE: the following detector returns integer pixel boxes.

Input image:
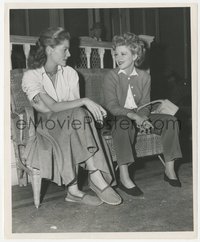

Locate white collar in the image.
[41,65,63,76]
[118,68,138,77]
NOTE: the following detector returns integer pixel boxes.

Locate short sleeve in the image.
[22,70,46,101]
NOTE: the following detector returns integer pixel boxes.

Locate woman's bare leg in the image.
[67,165,85,197]
[86,156,122,205]
[165,160,177,179]
[119,164,136,188]
[68,156,111,196]
[86,156,109,190]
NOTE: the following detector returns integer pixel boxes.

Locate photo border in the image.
[4,2,198,240]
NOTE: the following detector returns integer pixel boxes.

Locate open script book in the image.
[137,99,179,116]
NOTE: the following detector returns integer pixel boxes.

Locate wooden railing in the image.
[77,36,114,69]
[10,34,154,70]
[10,35,115,69]
[10,35,37,68]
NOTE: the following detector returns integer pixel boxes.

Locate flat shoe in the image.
[164,173,181,187]
[88,178,122,205]
[65,192,103,206]
[118,181,143,196]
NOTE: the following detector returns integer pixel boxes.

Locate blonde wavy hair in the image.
[112,32,147,67]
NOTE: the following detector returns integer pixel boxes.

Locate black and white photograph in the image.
[4,2,198,239]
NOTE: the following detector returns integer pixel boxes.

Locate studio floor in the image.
[11,155,194,234]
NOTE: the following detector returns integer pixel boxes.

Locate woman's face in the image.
[49,39,71,66]
[114,45,137,75]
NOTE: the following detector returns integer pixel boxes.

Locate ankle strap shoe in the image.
[88,177,122,205]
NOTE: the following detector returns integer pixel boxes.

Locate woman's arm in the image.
[39,92,84,112]
[127,73,153,129]
[137,73,151,117]
[30,94,51,113]
[127,111,153,129]
[33,92,106,122]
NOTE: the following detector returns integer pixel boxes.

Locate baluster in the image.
[111,49,116,69]
[85,47,91,69]
[98,48,105,69]
[10,43,13,69]
[23,44,31,68]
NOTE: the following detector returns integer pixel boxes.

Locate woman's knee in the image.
[162,115,180,129]
[152,114,177,128]
[71,108,94,129]
[155,115,180,133]
[164,114,177,121]
[72,107,90,118]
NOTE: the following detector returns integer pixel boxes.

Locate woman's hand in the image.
[83,98,107,122]
[135,116,153,129]
[127,112,154,131]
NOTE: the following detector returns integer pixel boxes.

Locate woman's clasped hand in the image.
[83,97,107,123]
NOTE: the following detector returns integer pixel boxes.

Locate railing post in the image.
[85,47,92,69]
[98,48,105,69]
[23,44,31,68]
[111,49,116,69]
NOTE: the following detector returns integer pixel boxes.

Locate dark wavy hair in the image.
[28,27,70,69]
[112,32,146,67]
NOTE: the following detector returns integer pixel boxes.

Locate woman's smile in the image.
[118,61,125,65]
[114,45,137,75]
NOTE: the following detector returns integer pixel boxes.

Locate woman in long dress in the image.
[22,27,122,206]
